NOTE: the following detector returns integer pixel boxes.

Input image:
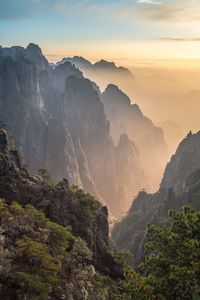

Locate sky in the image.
[1,0,200,63]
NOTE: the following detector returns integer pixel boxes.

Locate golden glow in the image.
[45,40,200,70]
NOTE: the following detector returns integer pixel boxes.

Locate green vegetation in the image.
[69,185,99,220]
[0,200,110,299]
[1,198,200,299]
[38,168,54,186]
[112,207,200,300]
[1,155,200,300]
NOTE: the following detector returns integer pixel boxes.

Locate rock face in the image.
[112,190,168,265]
[0,43,156,217]
[161,131,200,194]
[0,44,82,187]
[112,131,200,265]
[0,128,122,277]
[102,84,168,191]
[0,44,117,215]
[115,133,149,211]
[0,43,168,217]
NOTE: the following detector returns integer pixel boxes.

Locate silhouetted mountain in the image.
[58,56,132,76]
[58,55,92,70]
[102,84,168,191]
[93,59,133,76]
[57,56,142,96]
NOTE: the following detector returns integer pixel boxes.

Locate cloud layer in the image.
[137,0,162,5]
[133,0,200,23]
[1,0,200,24]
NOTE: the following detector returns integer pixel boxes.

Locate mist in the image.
[81,59,200,158]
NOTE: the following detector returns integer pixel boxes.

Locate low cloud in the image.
[127,0,200,23]
[158,37,200,42]
[137,0,162,5]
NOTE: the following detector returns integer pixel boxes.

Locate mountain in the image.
[161,131,200,193]
[58,55,93,70]
[112,130,200,265]
[0,127,126,298]
[57,56,133,78]
[0,43,82,187]
[102,84,168,191]
[0,43,150,217]
[0,43,170,216]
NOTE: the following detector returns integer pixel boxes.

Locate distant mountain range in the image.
[57,56,133,77]
[56,55,142,98]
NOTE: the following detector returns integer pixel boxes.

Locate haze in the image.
[1,0,200,188]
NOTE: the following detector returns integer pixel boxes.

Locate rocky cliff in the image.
[0,128,122,277]
[58,57,169,192]
[115,133,149,211]
[112,130,200,265]
[0,128,126,299]
[0,43,82,187]
[0,44,137,216]
[161,131,200,193]
[0,43,168,217]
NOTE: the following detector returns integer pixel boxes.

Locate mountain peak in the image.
[118,133,137,152]
[26,43,48,68]
[161,130,200,193]
[103,84,143,117]
[58,56,92,69]
[55,60,83,76]
[94,59,116,69]
[26,43,42,54]
[0,43,48,69]
[0,45,25,60]
[93,60,133,77]
[103,84,131,106]
[186,130,193,138]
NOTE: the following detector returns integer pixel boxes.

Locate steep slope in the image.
[0,44,82,187]
[0,201,111,299]
[161,131,200,193]
[49,72,124,214]
[115,133,149,211]
[102,84,168,190]
[112,131,200,265]
[0,128,122,279]
[0,44,116,216]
